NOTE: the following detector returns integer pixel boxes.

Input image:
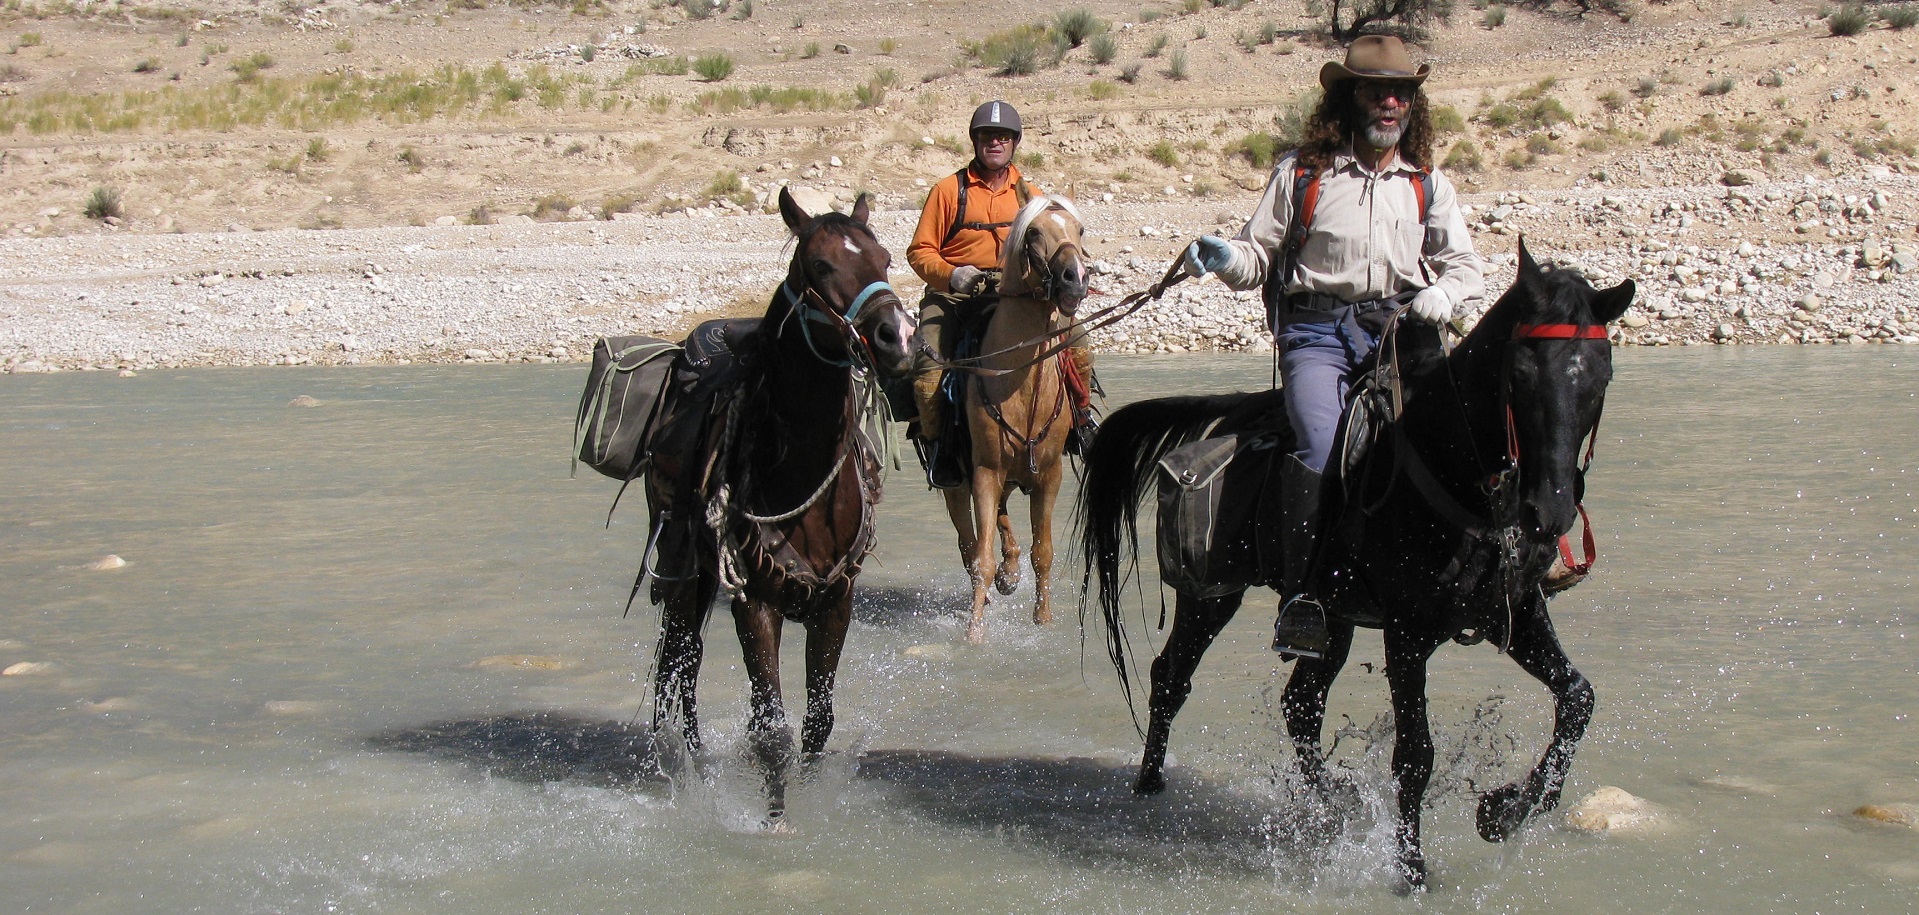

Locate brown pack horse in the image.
[945,195,1090,643]
[642,188,914,824]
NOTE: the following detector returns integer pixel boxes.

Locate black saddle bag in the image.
[575,335,682,480]
[1155,432,1278,598]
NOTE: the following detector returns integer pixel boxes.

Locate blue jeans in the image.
[1276,312,1380,473]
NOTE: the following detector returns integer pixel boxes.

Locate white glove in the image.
[949,265,985,295]
[1182,235,1234,277]
[1410,285,1453,324]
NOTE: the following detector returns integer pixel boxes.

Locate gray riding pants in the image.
[1275,308,1382,473]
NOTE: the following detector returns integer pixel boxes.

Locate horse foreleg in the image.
[993,492,1023,596]
[1136,591,1243,794]
[1383,625,1448,891]
[965,467,1002,643]
[942,485,979,582]
[1280,620,1357,791]
[652,576,715,755]
[1477,599,1594,843]
[1026,478,1058,625]
[800,593,853,758]
[733,596,794,823]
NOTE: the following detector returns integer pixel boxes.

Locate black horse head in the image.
[1456,240,1634,589]
[775,187,915,377]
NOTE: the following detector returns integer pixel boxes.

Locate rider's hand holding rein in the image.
[950,264,987,296]
[1183,235,1237,279]
[1409,285,1453,324]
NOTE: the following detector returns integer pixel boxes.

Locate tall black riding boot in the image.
[1272,454,1329,659]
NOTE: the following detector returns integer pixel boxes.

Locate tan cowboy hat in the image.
[1318,35,1431,90]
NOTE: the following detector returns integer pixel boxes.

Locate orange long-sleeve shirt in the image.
[906,164,1035,293]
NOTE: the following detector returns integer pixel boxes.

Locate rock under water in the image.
[1565,786,1665,835]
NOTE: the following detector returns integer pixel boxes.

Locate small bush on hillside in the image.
[532,194,576,218]
[1826,3,1873,35]
[878,37,897,54]
[1019,150,1045,169]
[1482,5,1506,27]
[853,79,886,108]
[800,43,820,59]
[231,52,275,82]
[1166,49,1188,79]
[693,52,734,81]
[1054,8,1106,47]
[1139,9,1163,23]
[734,0,753,20]
[1085,79,1119,100]
[1148,139,1180,166]
[1145,34,1169,57]
[1430,104,1466,133]
[968,24,1059,76]
[1526,133,1559,155]
[1231,130,1282,169]
[84,186,123,221]
[398,146,426,171]
[1882,5,1918,28]
[1598,89,1625,111]
[1442,140,1483,172]
[1119,62,1143,83]
[134,58,159,73]
[306,138,330,161]
[1655,128,1684,146]
[1633,75,1658,97]
[1088,32,1118,64]
[1700,76,1735,96]
[1757,70,1785,88]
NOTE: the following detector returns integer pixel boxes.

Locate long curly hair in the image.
[1297,80,1435,172]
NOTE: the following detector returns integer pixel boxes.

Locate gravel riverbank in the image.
[4,173,1916,374]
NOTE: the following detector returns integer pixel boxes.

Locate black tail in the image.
[1074,391,1273,711]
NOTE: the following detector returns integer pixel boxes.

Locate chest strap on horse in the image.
[943,166,1036,245]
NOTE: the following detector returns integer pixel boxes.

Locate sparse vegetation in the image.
[1482,5,1507,28]
[966,24,1058,76]
[1145,34,1168,58]
[1230,130,1282,169]
[133,57,159,74]
[1053,9,1106,48]
[83,185,122,220]
[1088,32,1118,64]
[1118,62,1143,83]
[1443,139,1483,171]
[800,42,821,60]
[306,137,329,161]
[692,52,735,82]
[1883,4,1919,28]
[531,193,576,219]
[1700,76,1735,96]
[878,37,897,55]
[1166,49,1188,80]
[398,146,425,171]
[1825,3,1873,35]
[1147,139,1180,166]
[1085,79,1119,100]
[230,52,275,83]
[1655,128,1684,146]
[1018,150,1045,169]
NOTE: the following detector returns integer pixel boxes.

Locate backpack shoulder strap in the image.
[1262,162,1319,327]
[942,166,972,245]
[1412,167,1433,224]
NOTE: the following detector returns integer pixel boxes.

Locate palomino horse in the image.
[945,195,1090,643]
[1079,243,1634,887]
[641,188,914,823]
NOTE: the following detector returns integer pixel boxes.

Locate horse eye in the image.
[810,259,834,275]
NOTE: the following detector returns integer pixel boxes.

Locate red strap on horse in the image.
[1514,323,1608,340]
[1557,503,1598,576]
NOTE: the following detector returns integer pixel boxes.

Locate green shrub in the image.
[800,42,820,59]
[306,137,330,161]
[1138,8,1163,22]
[853,79,886,108]
[1119,61,1143,83]
[1054,8,1106,47]
[1883,4,1918,28]
[1147,139,1180,166]
[878,37,898,54]
[1700,76,1735,96]
[1442,140,1483,172]
[1482,5,1506,27]
[693,52,735,81]
[581,45,596,63]
[735,0,753,19]
[705,170,744,198]
[1166,49,1188,80]
[1598,89,1625,111]
[1430,104,1465,133]
[1088,31,1118,64]
[18,32,41,48]
[968,24,1057,75]
[1145,33,1168,58]
[1655,128,1684,146]
[1526,133,1560,155]
[1231,130,1281,169]
[1826,4,1873,35]
[1634,75,1658,97]
[230,52,275,82]
[1019,150,1045,169]
[398,146,425,171]
[133,58,159,73]
[532,193,576,218]
[1085,79,1119,100]
[1757,70,1784,88]
[1504,148,1534,169]
[83,185,122,220]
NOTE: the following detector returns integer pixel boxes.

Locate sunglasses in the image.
[975,132,1018,146]
[1355,82,1418,103]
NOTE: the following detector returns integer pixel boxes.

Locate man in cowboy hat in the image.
[1180,35,1486,659]
[905,100,1098,484]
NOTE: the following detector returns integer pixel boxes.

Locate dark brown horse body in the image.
[1080,244,1634,888]
[642,189,913,823]
[944,195,1090,642]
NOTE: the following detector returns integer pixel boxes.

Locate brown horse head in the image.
[776,187,915,377]
[999,195,1089,316]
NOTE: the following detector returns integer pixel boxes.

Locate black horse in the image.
[1079,242,1634,888]
[641,188,915,824]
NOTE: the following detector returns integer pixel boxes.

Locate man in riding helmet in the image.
[1180,36,1486,659]
[906,100,1099,468]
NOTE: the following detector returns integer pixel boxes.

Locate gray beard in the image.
[1363,122,1404,150]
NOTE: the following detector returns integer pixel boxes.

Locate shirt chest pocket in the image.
[1390,217,1425,270]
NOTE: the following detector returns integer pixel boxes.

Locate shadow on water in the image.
[855,749,1361,877]
[851,585,961,628]
[367,711,670,789]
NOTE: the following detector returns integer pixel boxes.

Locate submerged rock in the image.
[1565,786,1665,835]
[1852,804,1919,828]
[287,395,322,407]
[3,661,58,676]
[85,554,126,571]
[473,654,573,671]
[902,644,954,662]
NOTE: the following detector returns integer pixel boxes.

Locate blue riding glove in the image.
[1182,236,1234,278]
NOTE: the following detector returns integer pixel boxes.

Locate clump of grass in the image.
[580,45,596,63]
[601,192,643,217]
[1482,5,1507,27]
[18,32,42,48]
[1883,5,1918,28]
[692,52,735,82]
[878,37,897,54]
[1138,8,1163,23]
[398,146,425,171]
[306,137,329,160]
[1088,31,1118,64]
[1145,33,1169,58]
[1633,75,1659,98]
[853,78,886,108]
[532,193,577,219]
[1166,49,1188,79]
[1826,3,1874,35]
[1230,130,1281,169]
[1085,79,1119,100]
[334,38,355,53]
[1118,61,1143,83]
[133,58,159,73]
[1019,150,1045,169]
[1577,134,1611,152]
[800,42,820,60]
[1430,104,1466,133]
[967,24,1057,76]
[1504,148,1535,169]
[734,0,753,20]
[1598,89,1625,111]
[1699,76,1735,96]
[84,185,122,220]
[466,203,496,226]
[705,169,743,198]
[1526,133,1560,155]
[1654,128,1684,146]
[230,52,275,83]
[1443,140,1484,171]
[1147,139,1179,166]
[1053,8,1106,47]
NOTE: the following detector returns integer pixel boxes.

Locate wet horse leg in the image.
[733,595,795,822]
[800,592,853,757]
[1026,474,1057,626]
[1134,590,1244,794]
[1383,624,1449,891]
[993,492,1023,596]
[652,572,718,755]
[942,485,979,585]
[965,465,1003,643]
[1279,620,1357,791]
[1476,598,1594,842]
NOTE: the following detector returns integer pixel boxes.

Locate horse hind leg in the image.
[733,596,796,825]
[652,574,717,757]
[993,491,1023,596]
[1476,600,1595,843]
[1135,591,1242,794]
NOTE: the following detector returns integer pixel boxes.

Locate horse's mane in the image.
[1456,259,1604,358]
[999,194,1082,280]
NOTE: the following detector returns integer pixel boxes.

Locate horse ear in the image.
[778,186,808,234]
[1516,236,1542,281]
[1591,278,1636,326]
[850,193,871,226]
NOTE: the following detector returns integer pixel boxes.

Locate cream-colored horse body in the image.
[945,195,1090,643]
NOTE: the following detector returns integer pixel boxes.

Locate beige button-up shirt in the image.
[1210,146,1484,316]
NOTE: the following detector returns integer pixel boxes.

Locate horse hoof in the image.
[1476,782,1530,842]
[1393,852,1428,895]
[994,566,1021,595]
[965,622,987,645]
[1031,608,1053,626]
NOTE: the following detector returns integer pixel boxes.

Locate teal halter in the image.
[783,278,897,367]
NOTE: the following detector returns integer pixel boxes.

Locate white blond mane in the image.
[1000,194,1083,296]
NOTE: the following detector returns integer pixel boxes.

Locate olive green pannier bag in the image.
[573,336,681,481]
[1154,432,1279,598]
